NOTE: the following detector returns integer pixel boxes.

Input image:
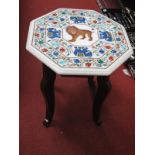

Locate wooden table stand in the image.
[40,64,111,127]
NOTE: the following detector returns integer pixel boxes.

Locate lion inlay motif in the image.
[66,26,93,42]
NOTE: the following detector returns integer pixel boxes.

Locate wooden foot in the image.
[42,118,51,127]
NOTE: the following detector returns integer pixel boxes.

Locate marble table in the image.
[26,8,133,127]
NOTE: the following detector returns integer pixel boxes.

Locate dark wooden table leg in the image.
[93,76,111,126]
[88,76,95,88]
[88,76,96,98]
[40,64,56,127]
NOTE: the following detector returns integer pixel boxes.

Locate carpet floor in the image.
[20,0,135,155]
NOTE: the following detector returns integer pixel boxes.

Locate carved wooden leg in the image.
[40,64,56,127]
[93,76,111,126]
[88,76,95,88]
[88,76,96,98]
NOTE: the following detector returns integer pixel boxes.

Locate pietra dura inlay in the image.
[26,8,133,75]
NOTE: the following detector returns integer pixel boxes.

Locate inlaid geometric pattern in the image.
[26,8,133,75]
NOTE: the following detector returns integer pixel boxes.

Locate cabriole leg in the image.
[40,64,56,127]
[93,76,111,126]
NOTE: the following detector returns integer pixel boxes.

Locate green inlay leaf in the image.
[36,19,44,25]
[98,59,103,64]
[39,40,44,44]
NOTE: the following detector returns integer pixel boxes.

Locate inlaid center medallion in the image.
[63,24,99,46]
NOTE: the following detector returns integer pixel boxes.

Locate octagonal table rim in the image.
[26,8,133,76]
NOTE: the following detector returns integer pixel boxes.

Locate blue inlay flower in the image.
[99,31,113,42]
[49,41,60,48]
[53,51,59,56]
[70,16,86,23]
[60,18,65,21]
[111,50,117,54]
[48,17,53,20]
[59,59,68,66]
[40,28,44,31]
[80,13,84,16]
[116,38,121,41]
[47,28,61,38]
[99,49,105,54]
[121,44,127,50]
[74,47,92,57]
[97,17,102,21]
[74,59,80,63]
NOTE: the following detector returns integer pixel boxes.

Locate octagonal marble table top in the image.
[26,8,133,75]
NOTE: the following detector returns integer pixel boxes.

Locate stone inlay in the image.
[27,8,133,75]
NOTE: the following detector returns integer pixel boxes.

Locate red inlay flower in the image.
[53,13,57,16]
[85,63,91,67]
[52,21,57,24]
[60,47,65,52]
[118,31,123,35]
[106,20,111,23]
[42,48,48,52]
[122,38,125,43]
[105,45,112,49]
[93,20,97,23]
[34,33,39,37]
[109,56,114,61]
